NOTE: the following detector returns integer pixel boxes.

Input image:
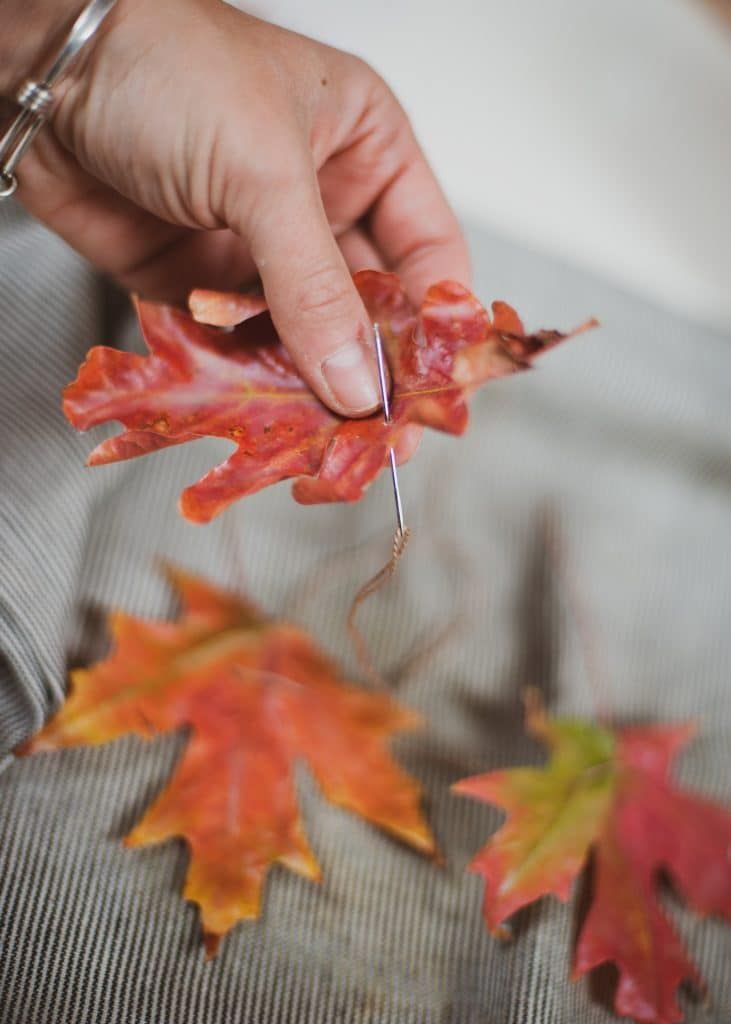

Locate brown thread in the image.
[283,529,389,618]
[389,617,463,690]
[347,527,411,686]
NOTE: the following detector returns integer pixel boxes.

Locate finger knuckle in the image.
[347,53,379,82]
[340,53,396,106]
[360,63,401,115]
[295,262,352,321]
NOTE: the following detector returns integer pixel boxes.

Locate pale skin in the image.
[1,0,470,438]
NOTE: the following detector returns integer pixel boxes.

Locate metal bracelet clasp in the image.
[0,0,117,200]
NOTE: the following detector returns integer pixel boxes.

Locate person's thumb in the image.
[239,170,381,417]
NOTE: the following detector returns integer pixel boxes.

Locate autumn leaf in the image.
[63,270,596,522]
[453,699,731,1024]
[19,568,435,956]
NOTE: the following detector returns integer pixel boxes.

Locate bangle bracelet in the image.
[0,0,117,199]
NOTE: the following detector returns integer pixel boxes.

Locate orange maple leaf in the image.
[20,568,435,955]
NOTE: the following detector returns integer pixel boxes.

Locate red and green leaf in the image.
[453,706,731,1024]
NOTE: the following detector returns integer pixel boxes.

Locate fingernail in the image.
[322,342,380,414]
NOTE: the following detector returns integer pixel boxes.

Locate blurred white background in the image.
[240,0,730,331]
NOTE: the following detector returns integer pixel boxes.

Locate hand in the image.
[4,0,470,416]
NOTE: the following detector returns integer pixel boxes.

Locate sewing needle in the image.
[372,323,405,536]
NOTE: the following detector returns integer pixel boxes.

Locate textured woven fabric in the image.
[0,199,729,1023]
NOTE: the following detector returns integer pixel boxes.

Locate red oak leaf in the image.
[453,704,731,1024]
[63,271,595,522]
[19,568,435,956]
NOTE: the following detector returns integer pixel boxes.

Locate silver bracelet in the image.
[0,0,117,199]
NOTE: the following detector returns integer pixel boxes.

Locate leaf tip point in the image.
[491,921,513,942]
[431,847,446,868]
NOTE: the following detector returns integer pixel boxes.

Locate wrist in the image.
[0,1,90,96]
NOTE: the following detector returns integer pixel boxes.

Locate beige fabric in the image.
[1,202,729,1022]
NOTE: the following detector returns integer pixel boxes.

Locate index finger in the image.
[369,140,471,305]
